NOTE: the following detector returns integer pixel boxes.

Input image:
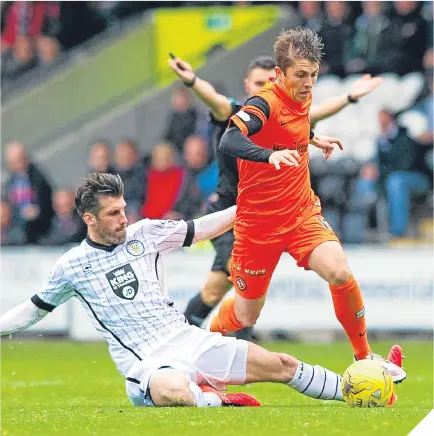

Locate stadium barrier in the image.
[1,246,432,340]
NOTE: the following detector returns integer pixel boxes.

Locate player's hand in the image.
[310,135,343,160]
[269,150,300,170]
[349,74,383,100]
[168,56,195,84]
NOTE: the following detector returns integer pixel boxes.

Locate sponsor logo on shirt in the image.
[106,264,139,300]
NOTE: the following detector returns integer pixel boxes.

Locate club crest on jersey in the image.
[126,240,145,256]
[106,264,139,300]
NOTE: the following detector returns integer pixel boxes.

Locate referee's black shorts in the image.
[210,229,234,276]
[206,197,235,276]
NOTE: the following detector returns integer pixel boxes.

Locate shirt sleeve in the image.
[31,260,75,312]
[229,96,271,136]
[145,219,195,254]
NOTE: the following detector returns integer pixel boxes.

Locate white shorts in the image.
[125,326,248,407]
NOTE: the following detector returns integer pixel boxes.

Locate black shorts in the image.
[210,229,234,276]
[206,197,235,276]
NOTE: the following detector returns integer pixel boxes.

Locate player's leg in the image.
[286,215,370,359]
[188,326,341,404]
[308,240,372,357]
[287,214,405,382]
[126,328,260,408]
[209,241,282,333]
[243,341,344,401]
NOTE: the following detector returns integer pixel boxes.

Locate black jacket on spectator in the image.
[5,163,54,244]
[377,126,422,190]
[117,162,147,215]
[371,11,428,75]
[164,108,197,154]
[319,20,353,77]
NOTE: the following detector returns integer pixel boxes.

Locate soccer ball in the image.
[341,359,394,408]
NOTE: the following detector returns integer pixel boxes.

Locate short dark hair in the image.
[247,56,276,74]
[75,173,124,217]
[274,27,323,71]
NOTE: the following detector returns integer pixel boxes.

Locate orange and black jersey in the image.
[219,80,321,242]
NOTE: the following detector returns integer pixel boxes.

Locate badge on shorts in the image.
[235,276,247,291]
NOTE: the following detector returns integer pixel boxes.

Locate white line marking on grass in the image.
[7,380,64,388]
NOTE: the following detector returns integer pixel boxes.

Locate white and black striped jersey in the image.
[31,219,195,377]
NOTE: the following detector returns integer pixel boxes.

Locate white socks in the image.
[288,361,343,401]
[188,382,222,407]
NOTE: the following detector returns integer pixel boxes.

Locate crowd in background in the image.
[1,1,433,247]
[1,1,433,83]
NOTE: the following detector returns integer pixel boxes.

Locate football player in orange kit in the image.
[210,27,406,384]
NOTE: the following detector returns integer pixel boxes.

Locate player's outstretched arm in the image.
[310,134,344,160]
[0,300,49,336]
[220,126,301,170]
[309,74,383,125]
[192,206,236,243]
[168,55,233,121]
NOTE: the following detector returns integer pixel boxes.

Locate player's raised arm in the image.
[220,97,301,170]
[0,300,50,335]
[309,74,383,126]
[145,206,237,253]
[192,205,236,243]
[1,260,74,336]
[168,54,233,121]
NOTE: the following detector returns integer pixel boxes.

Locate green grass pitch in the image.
[1,340,432,436]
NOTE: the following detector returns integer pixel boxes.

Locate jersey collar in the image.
[86,235,118,252]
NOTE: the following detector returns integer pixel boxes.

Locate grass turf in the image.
[1,340,432,436]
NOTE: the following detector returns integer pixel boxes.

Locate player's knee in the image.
[149,370,194,407]
[328,264,352,286]
[201,272,232,307]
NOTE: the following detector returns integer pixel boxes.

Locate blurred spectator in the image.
[297,1,325,34]
[392,1,429,74]
[163,85,198,155]
[414,48,434,149]
[183,135,219,200]
[347,1,429,76]
[4,141,54,244]
[39,189,86,246]
[115,139,147,223]
[0,199,26,246]
[1,1,61,79]
[346,1,389,74]
[319,1,353,77]
[37,35,60,65]
[141,143,200,220]
[357,110,430,237]
[88,141,115,174]
[47,2,105,51]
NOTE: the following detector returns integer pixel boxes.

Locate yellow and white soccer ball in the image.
[341,359,394,408]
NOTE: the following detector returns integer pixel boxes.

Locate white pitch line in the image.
[6,380,64,388]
